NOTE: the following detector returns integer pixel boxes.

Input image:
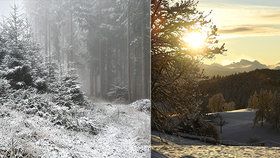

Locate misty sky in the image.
[1,0,279,66]
[199,0,280,66]
[0,0,24,17]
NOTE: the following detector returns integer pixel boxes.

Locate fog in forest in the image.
[0,0,150,157]
[23,0,150,103]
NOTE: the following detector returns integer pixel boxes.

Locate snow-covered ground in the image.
[152,133,280,158]
[152,108,280,157]
[0,100,151,158]
[218,109,280,146]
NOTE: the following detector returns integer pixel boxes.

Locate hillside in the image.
[199,69,280,109]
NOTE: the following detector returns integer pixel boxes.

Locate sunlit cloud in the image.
[199,2,280,39]
[199,1,280,66]
[218,25,280,39]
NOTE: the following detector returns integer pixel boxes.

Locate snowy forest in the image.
[24,0,150,102]
[0,0,150,157]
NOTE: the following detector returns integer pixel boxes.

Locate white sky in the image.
[0,0,24,18]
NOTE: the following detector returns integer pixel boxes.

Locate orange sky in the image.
[198,0,280,66]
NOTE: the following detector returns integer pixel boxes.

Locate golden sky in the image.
[198,0,280,66]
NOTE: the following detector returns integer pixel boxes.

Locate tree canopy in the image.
[151,0,226,133]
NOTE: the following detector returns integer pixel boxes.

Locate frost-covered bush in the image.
[0,110,10,118]
[131,99,151,112]
[3,88,98,134]
[5,65,33,89]
[0,78,10,98]
[0,147,34,158]
[0,49,6,65]
[0,70,6,78]
[53,74,88,107]
[34,78,47,93]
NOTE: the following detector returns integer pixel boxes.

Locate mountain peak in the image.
[210,63,223,67]
[203,59,269,76]
[240,59,251,62]
[238,59,259,65]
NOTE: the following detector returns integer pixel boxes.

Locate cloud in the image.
[199,2,280,30]
[199,1,280,66]
[262,13,280,19]
[217,25,280,39]
[219,26,254,34]
[219,25,277,34]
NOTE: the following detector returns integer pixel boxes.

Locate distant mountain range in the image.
[202,59,280,76]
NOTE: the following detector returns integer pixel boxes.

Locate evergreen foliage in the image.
[0,5,92,133]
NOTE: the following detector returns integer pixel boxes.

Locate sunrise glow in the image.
[183,31,207,49]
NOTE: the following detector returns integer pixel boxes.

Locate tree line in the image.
[200,69,280,110]
[204,87,280,130]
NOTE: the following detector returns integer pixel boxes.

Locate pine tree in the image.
[0,5,39,89]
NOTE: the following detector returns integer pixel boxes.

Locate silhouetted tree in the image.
[207,93,234,112]
[267,92,280,129]
[251,90,273,127]
[208,93,225,112]
[151,0,226,135]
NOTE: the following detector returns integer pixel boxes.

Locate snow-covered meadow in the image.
[0,99,150,158]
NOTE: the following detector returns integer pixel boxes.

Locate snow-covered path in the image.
[0,101,150,158]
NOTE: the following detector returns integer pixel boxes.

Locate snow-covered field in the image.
[152,133,280,158]
[152,108,280,157]
[0,100,151,158]
[218,109,280,146]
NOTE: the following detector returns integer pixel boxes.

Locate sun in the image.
[183,31,207,49]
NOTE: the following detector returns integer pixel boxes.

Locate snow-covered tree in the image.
[24,0,150,102]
